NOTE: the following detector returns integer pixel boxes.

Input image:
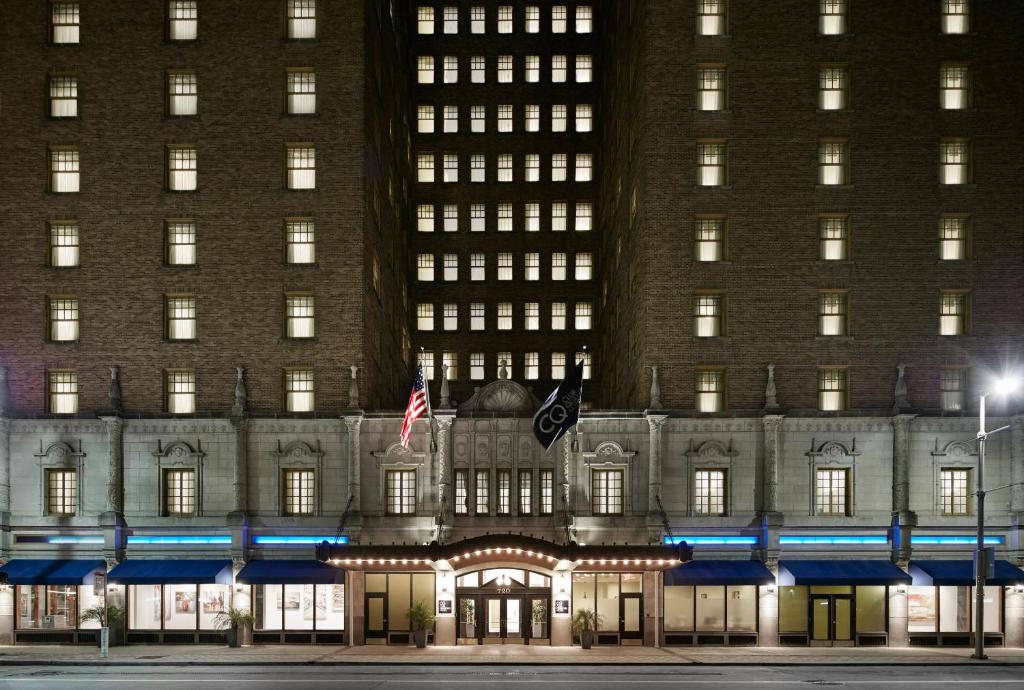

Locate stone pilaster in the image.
[230,417,249,515]
[100,416,124,515]
[434,414,455,542]
[343,414,363,517]
[890,414,917,564]
[760,415,785,562]
[646,414,668,540]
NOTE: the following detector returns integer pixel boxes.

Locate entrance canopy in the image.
[663,559,775,586]
[0,559,106,585]
[779,560,911,586]
[909,559,1024,586]
[107,559,232,585]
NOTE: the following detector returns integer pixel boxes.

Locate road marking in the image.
[4,679,1024,685]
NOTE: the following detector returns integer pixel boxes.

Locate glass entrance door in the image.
[505,598,523,643]
[485,598,503,641]
[365,593,387,643]
[811,595,852,645]
[621,593,643,640]
[483,597,525,643]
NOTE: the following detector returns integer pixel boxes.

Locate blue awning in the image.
[910,560,1024,587]
[664,560,775,586]
[0,559,106,585]
[107,559,232,585]
[236,560,345,585]
[779,560,911,586]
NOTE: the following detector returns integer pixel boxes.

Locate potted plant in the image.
[531,601,547,639]
[212,606,256,648]
[571,609,602,649]
[460,599,476,639]
[80,603,124,648]
[408,600,435,648]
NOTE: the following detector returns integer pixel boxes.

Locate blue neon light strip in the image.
[127,535,232,545]
[253,536,350,545]
[779,535,888,545]
[912,535,1004,545]
[46,535,104,544]
[663,536,758,546]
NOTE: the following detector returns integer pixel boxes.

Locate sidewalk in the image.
[2,643,1024,666]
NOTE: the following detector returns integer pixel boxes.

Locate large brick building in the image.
[0,0,1022,651]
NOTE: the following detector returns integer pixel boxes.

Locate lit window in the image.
[496,470,511,514]
[552,55,567,82]
[576,55,593,83]
[551,153,567,182]
[443,254,458,281]
[575,154,592,181]
[551,303,566,330]
[46,469,77,516]
[940,65,970,109]
[525,104,540,132]
[166,295,197,340]
[540,469,554,514]
[695,217,724,261]
[940,139,971,184]
[819,291,848,336]
[455,470,469,514]
[471,204,485,232]
[285,294,315,338]
[164,469,196,515]
[819,216,847,260]
[165,370,196,414]
[497,155,513,182]
[552,104,567,132]
[48,297,79,342]
[443,154,459,183]
[696,369,725,412]
[417,6,434,34]
[575,302,592,330]
[167,220,197,266]
[416,303,434,331]
[521,203,540,233]
[695,66,728,112]
[818,368,847,411]
[164,71,199,117]
[551,5,567,33]
[417,154,435,183]
[819,0,846,35]
[475,470,489,514]
[470,353,485,380]
[385,470,416,515]
[470,104,486,133]
[525,6,540,33]
[942,0,969,34]
[283,469,314,514]
[470,302,485,330]
[51,3,80,44]
[524,302,539,330]
[517,155,540,184]
[471,154,486,182]
[940,368,967,412]
[443,204,458,232]
[552,202,567,231]
[443,304,458,331]
[576,5,593,33]
[50,147,79,193]
[818,140,848,185]
[697,0,726,36]
[417,105,434,134]
[49,76,78,118]
[471,56,485,84]
[417,56,435,84]
[694,295,722,337]
[940,216,969,260]
[552,253,567,281]
[497,55,512,83]
[525,55,540,82]
[816,469,849,515]
[576,104,593,132]
[497,5,512,33]
[418,351,435,380]
[497,253,513,280]
[576,351,592,380]
[444,56,459,84]
[523,253,541,281]
[940,292,967,335]
[166,146,196,191]
[443,351,458,380]
[497,353,511,379]
[697,142,727,186]
[417,254,434,281]
[470,6,485,33]
[497,203,513,231]
[417,204,434,232]
[575,253,593,280]
[592,469,623,515]
[940,468,970,515]
[694,469,726,516]
[48,371,78,414]
[286,145,316,189]
[497,302,513,330]
[498,104,513,133]
[168,1,198,40]
[49,222,79,267]
[470,254,485,281]
[575,202,592,231]
[443,5,458,33]
[285,369,315,412]
[519,470,533,513]
[287,0,316,39]
[819,66,848,110]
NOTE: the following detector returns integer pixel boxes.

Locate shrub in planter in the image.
[408,601,436,649]
[213,607,256,648]
[571,609,602,649]
[460,599,476,639]
[79,604,125,647]
[531,601,547,639]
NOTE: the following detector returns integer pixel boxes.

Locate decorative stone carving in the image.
[108,367,122,413]
[891,415,916,514]
[498,360,509,380]
[647,366,662,410]
[343,415,363,515]
[103,417,125,515]
[764,363,780,411]
[232,367,247,418]
[434,415,454,542]
[348,366,360,408]
[440,364,451,408]
[761,415,785,514]
[893,363,911,412]
[458,378,539,414]
[646,414,668,523]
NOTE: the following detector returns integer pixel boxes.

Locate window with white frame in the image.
[940,468,970,515]
[695,217,724,261]
[165,369,196,414]
[696,369,724,412]
[819,216,847,260]
[285,294,315,338]
[552,201,567,231]
[49,222,79,267]
[498,104,513,132]
[417,6,434,34]
[48,297,79,342]
[286,145,316,189]
[443,351,458,379]
[51,3,80,43]
[942,0,969,34]
[819,0,846,35]
[497,55,512,83]
[470,5,485,33]
[524,352,540,380]
[443,154,459,182]
[540,469,553,514]
[283,469,314,515]
[50,147,79,193]
[471,154,486,182]
[694,294,722,337]
[285,70,317,115]
[443,204,458,232]
[940,216,969,260]
[455,469,469,514]
[818,368,847,411]
[525,202,540,231]
[551,303,566,330]
[471,104,485,132]
[416,254,434,281]
[418,350,435,380]
[940,368,967,411]
[497,5,512,32]
[940,291,967,335]
[694,469,726,515]
[166,295,197,339]
[552,5,567,32]
[471,56,485,83]
[416,303,434,331]
[552,253,567,281]
[575,302,592,330]
[819,291,848,336]
[385,470,416,515]
[475,469,489,514]
[417,154,435,183]
[576,104,593,132]
[576,351,592,379]
[818,140,848,185]
[697,142,726,186]
[524,303,539,330]
[552,55,567,82]
[417,56,435,84]
[575,202,593,231]
[417,204,434,231]
[444,55,458,83]
[525,55,540,82]
[497,252,513,280]
[166,220,196,265]
[46,469,77,516]
[497,302,513,330]
[576,55,593,83]
[49,76,78,118]
[551,104,567,132]
[591,469,623,515]
[168,0,198,40]
[470,254,485,281]
[443,105,458,133]
[497,154,513,182]
[551,153,567,182]
[164,468,196,515]
[525,6,540,32]
[443,5,458,33]
[525,104,540,132]
[575,153,592,181]
[287,0,316,39]
[697,0,725,36]
[48,371,78,414]
[575,253,593,280]
[285,368,315,412]
[815,468,849,515]
[470,353,485,380]
[284,219,315,264]
[443,303,458,331]
[819,66,848,110]
[470,302,485,330]
[940,65,970,110]
[443,253,458,281]
[940,139,970,184]
[497,203,513,231]
[524,154,540,182]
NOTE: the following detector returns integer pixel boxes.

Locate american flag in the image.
[400,367,428,448]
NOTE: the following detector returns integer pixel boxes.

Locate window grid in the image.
[166,370,196,414]
[283,469,315,515]
[497,302,512,330]
[49,297,79,342]
[50,148,80,193]
[49,76,78,117]
[694,295,722,337]
[285,295,315,338]
[286,70,316,114]
[540,469,553,514]
[286,220,316,264]
[819,0,847,35]
[820,217,848,260]
[497,470,511,515]
[165,469,196,516]
[168,0,198,41]
[815,469,848,515]
[48,371,78,414]
[50,222,79,267]
[940,292,967,335]
[519,470,532,514]
[941,468,970,515]
[940,65,969,110]
[695,218,724,261]
[385,470,416,515]
[591,469,623,515]
[442,351,458,380]
[524,351,539,379]
[697,67,726,110]
[940,368,967,411]
[696,369,724,413]
[46,469,77,516]
[475,470,489,514]
[285,368,315,412]
[818,141,848,185]
[694,469,726,516]
[470,353,485,380]
[551,352,566,379]
[166,296,197,340]
[167,221,197,265]
[942,0,969,34]
[940,140,970,184]
[287,0,317,39]
[167,146,196,191]
[286,145,316,189]
[819,292,848,336]
[819,66,847,110]
[697,0,725,36]
[818,368,847,411]
[51,2,80,43]
[697,142,726,186]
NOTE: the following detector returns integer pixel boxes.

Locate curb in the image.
[2,660,1024,667]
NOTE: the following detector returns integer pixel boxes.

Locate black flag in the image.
[533,360,585,450]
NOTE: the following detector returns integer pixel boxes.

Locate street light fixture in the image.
[973,374,1019,660]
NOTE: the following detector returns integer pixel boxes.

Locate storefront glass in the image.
[253,584,345,631]
[855,586,886,633]
[664,585,695,631]
[695,585,725,630]
[596,574,619,631]
[127,584,231,630]
[16,585,78,629]
[909,585,1001,633]
[662,584,757,633]
[726,586,757,632]
[365,572,434,633]
[779,585,808,632]
[572,572,594,620]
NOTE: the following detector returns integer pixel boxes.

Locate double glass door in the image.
[458,593,550,644]
[485,597,523,642]
[811,595,853,646]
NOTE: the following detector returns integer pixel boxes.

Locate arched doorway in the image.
[455,568,551,644]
